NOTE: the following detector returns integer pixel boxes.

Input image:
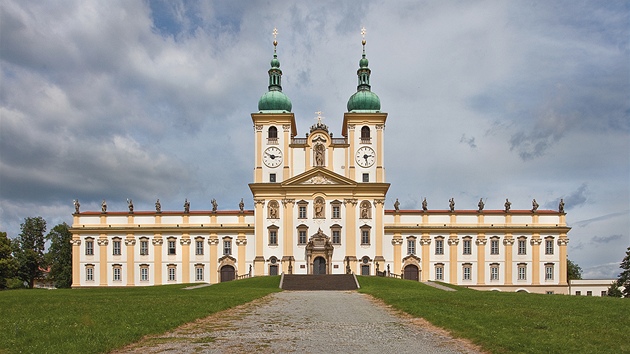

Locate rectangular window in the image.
[140,240,149,255]
[601,290,607,296]
[518,240,527,255]
[463,239,471,255]
[196,267,204,281]
[362,173,369,182]
[86,267,94,281]
[435,239,444,255]
[298,206,307,219]
[223,240,231,255]
[332,230,341,244]
[490,239,499,255]
[269,230,278,245]
[195,240,204,255]
[545,240,554,255]
[546,291,554,295]
[586,291,592,296]
[491,265,499,280]
[361,230,370,245]
[298,230,307,244]
[113,267,121,281]
[435,265,443,281]
[269,173,276,183]
[545,264,554,280]
[140,267,148,281]
[85,240,94,255]
[168,267,176,281]
[575,291,581,296]
[168,240,176,255]
[463,264,471,280]
[518,264,527,280]
[113,240,121,256]
[332,205,340,219]
[407,239,416,255]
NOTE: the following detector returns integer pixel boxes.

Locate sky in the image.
[1,0,628,279]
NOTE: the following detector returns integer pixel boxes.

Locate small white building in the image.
[569,279,620,297]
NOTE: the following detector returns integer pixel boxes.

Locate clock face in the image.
[355,146,375,168]
[263,147,283,168]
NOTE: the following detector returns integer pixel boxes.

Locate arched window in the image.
[361,126,370,140]
[268,126,278,139]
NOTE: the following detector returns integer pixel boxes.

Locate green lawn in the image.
[357,276,630,354]
[0,277,281,354]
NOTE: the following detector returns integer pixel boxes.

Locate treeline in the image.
[0,216,72,289]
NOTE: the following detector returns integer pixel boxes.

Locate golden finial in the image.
[315,111,324,125]
[361,26,366,46]
[272,27,278,48]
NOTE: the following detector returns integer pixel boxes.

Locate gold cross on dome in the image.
[315,111,324,125]
[361,26,366,38]
[273,27,278,39]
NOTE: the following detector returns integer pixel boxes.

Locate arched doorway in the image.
[404,264,419,281]
[313,257,326,275]
[220,265,235,282]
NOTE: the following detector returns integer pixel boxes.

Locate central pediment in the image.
[282,168,357,187]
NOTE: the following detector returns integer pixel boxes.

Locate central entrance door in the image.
[220,265,235,282]
[404,264,419,281]
[313,257,326,275]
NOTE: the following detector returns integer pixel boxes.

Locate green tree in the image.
[13,217,47,288]
[0,231,19,289]
[615,246,630,298]
[607,281,623,297]
[567,258,582,280]
[45,223,73,288]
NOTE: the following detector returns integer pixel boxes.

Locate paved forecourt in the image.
[116,291,482,353]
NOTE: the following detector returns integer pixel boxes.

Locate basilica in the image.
[70,33,570,294]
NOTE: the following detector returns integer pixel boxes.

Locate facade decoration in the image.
[70,29,570,294]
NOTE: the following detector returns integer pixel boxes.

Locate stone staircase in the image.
[280,274,359,291]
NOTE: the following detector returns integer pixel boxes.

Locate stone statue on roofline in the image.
[127,198,134,213]
[532,199,539,212]
[478,198,484,212]
[155,199,161,213]
[394,198,400,211]
[239,198,244,212]
[184,198,190,213]
[211,198,218,212]
[73,199,80,214]
[101,199,107,213]
[449,198,455,212]
[504,198,511,212]
[422,197,427,211]
[558,198,565,213]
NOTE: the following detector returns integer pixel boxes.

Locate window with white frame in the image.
[331,225,341,244]
[360,226,370,245]
[463,263,472,280]
[140,239,149,255]
[435,263,444,281]
[168,238,177,255]
[490,238,499,255]
[268,227,278,245]
[167,264,176,281]
[223,239,232,255]
[518,238,527,255]
[140,265,149,281]
[86,265,94,281]
[113,264,122,281]
[195,239,204,255]
[332,203,341,219]
[85,238,94,255]
[463,238,472,255]
[545,263,554,280]
[297,227,307,245]
[545,239,554,255]
[435,238,444,255]
[490,263,499,281]
[113,238,121,256]
[298,205,307,219]
[195,264,204,281]
[407,237,416,255]
[518,263,527,280]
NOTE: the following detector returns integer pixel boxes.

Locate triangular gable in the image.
[282,167,357,187]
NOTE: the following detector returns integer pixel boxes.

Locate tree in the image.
[0,232,18,289]
[615,246,630,298]
[13,217,47,288]
[45,223,73,288]
[567,258,583,280]
[607,281,623,298]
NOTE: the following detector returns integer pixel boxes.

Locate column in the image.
[152,235,163,285]
[282,199,295,273]
[71,237,81,287]
[531,234,542,285]
[392,234,403,274]
[125,236,136,286]
[375,124,385,182]
[420,236,431,281]
[254,124,263,182]
[448,235,459,284]
[558,236,569,285]
[283,124,291,180]
[208,234,219,283]
[503,235,514,285]
[97,235,108,286]
[253,199,265,275]
[180,235,191,283]
[346,124,355,179]
[374,199,385,261]
[344,198,358,263]
[476,235,486,285]
[237,234,247,276]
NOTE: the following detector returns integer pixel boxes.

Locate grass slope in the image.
[357,276,630,354]
[0,277,281,354]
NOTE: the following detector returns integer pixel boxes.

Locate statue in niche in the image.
[155,199,161,213]
[478,198,485,212]
[394,198,400,211]
[504,198,511,212]
[449,198,455,212]
[532,199,539,212]
[360,202,370,219]
[211,198,218,212]
[269,202,278,219]
[239,198,244,212]
[127,199,134,213]
[559,198,565,213]
[422,197,428,211]
[314,199,324,218]
[184,199,190,213]
[314,143,325,166]
[101,199,107,213]
[73,199,80,214]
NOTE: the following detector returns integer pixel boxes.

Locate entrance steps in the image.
[280,274,359,291]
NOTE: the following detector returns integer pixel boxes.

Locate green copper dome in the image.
[258,43,292,112]
[347,40,380,112]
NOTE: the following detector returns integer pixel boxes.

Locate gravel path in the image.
[115,291,482,354]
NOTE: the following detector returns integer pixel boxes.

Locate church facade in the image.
[70,35,571,294]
